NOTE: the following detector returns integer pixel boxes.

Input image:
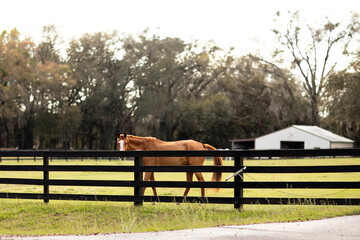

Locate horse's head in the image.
[116,133,130,152]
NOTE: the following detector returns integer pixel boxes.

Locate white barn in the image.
[230,125,354,150]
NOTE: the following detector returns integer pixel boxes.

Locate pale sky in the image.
[1,0,359,57]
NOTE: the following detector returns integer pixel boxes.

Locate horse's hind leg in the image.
[195,172,205,197]
[150,172,158,196]
[183,172,193,197]
[148,172,158,205]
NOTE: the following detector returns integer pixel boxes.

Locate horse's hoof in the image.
[152,202,157,205]
[176,202,182,206]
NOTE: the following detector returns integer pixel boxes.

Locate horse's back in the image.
[149,139,204,151]
[146,139,205,166]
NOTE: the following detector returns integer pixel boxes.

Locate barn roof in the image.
[293,125,354,143]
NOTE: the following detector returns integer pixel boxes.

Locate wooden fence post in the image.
[134,156,143,206]
[43,156,49,203]
[234,157,244,210]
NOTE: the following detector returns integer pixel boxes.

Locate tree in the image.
[0,29,39,148]
[324,57,360,146]
[66,32,133,149]
[57,105,81,149]
[122,32,225,141]
[0,29,23,147]
[122,34,187,139]
[0,27,72,149]
[177,93,234,147]
[36,25,62,64]
[215,55,311,141]
[272,11,360,125]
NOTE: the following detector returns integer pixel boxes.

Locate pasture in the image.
[0,157,360,236]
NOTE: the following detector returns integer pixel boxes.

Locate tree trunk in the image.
[310,95,320,126]
[24,118,34,149]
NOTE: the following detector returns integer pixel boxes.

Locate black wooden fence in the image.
[0,149,360,209]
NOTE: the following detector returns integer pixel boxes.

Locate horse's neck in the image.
[128,136,150,150]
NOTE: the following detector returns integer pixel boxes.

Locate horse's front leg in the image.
[143,172,158,205]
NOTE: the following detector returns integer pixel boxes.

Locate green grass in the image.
[1,200,360,236]
[0,157,360,236]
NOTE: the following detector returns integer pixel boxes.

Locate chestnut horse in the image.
[116,133,223,198]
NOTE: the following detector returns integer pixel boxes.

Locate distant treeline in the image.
[1,12,360,149]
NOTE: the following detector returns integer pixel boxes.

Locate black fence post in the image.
[134,156,143,206]
[43,156,49,203]
[234,157,244,210]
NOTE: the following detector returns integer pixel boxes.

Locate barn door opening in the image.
[280,141,304,149]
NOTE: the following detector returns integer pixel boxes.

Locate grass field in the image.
[0,157,360,236]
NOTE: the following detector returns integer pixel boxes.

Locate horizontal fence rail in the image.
[1,148,360,158]
[1,148,360,208]
[1,165,360,173]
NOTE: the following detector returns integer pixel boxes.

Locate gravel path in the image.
[1,215,360,240]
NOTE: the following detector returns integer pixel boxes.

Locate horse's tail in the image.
[203,143,223,193]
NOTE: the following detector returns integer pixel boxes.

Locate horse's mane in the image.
[129,135,157,140]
